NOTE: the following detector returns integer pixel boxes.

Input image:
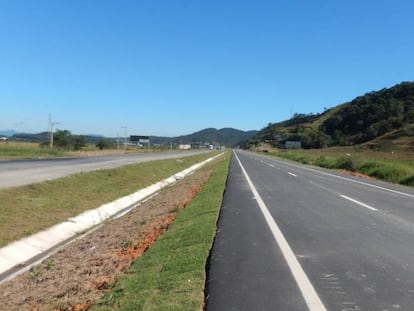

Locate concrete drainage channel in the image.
[0,152,224,284]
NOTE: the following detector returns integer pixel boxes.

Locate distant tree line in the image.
[39,130,116,150]
[40,130,86,150]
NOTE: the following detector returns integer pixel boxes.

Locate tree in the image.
[54,130,73,149]
[53,130,86,150]
[96,138,116,150]
[73,135,86,150]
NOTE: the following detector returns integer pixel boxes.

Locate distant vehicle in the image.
[0,137,8,142]
[179,144,191,150]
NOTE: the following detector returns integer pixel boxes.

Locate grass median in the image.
[0,152,220,247]
[92,151,230,311]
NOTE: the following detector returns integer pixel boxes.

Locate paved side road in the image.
[0,150,209,189]
[205,150,414,310]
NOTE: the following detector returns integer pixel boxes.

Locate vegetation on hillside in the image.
[322,82,414,145]
[246,81,414,149]
[151,127,258,147]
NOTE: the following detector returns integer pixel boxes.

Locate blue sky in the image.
[1,0,413,137]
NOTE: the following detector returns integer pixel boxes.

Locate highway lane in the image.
[206,152,309,310]
[0,150,209,189]
[206,150,414,310]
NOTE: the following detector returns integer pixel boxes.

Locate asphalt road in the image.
[205,150,414,311]
[0,150,209,189]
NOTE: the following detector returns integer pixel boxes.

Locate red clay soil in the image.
[0,167,213,311]
[336,169,372,180]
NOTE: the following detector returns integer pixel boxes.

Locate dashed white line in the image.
[288,172,297,177]
[234,151,327,311]
[276,158,414,199]
[248,151,414,199]
[269,164,275,168]
[340,195,378,212]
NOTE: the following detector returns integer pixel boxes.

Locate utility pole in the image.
[121,126,127,150]
[49,114,60,148]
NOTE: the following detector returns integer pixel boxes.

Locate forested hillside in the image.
[247,81,414,149]
[322,82,414,145]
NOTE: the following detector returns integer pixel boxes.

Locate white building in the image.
[179,144,191,150]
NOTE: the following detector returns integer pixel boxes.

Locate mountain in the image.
[246,81,414,150]
[151,128,258,147]
[3,127,258,148]
[0,130,17,137]
[11,132,50,142]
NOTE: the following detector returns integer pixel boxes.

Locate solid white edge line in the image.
[233,151,327,311]
[282,157,414,199]
[247,151,414,199]
[340,195,378,212]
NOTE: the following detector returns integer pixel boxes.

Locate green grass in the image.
[267,148,414,186]
[359,160,414,185]
[0,141,171,159]
[0,141,66,158]
[92,152,230,311]
[0,152,220,247]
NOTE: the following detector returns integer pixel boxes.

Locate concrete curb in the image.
[0,152,224,282]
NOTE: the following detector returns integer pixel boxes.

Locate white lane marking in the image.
[297,164,414,199]
[340,195,378,212]
[233,151,327,311]
[269,164,275,168]
[288,172,297,177]
[247,151,414,199]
